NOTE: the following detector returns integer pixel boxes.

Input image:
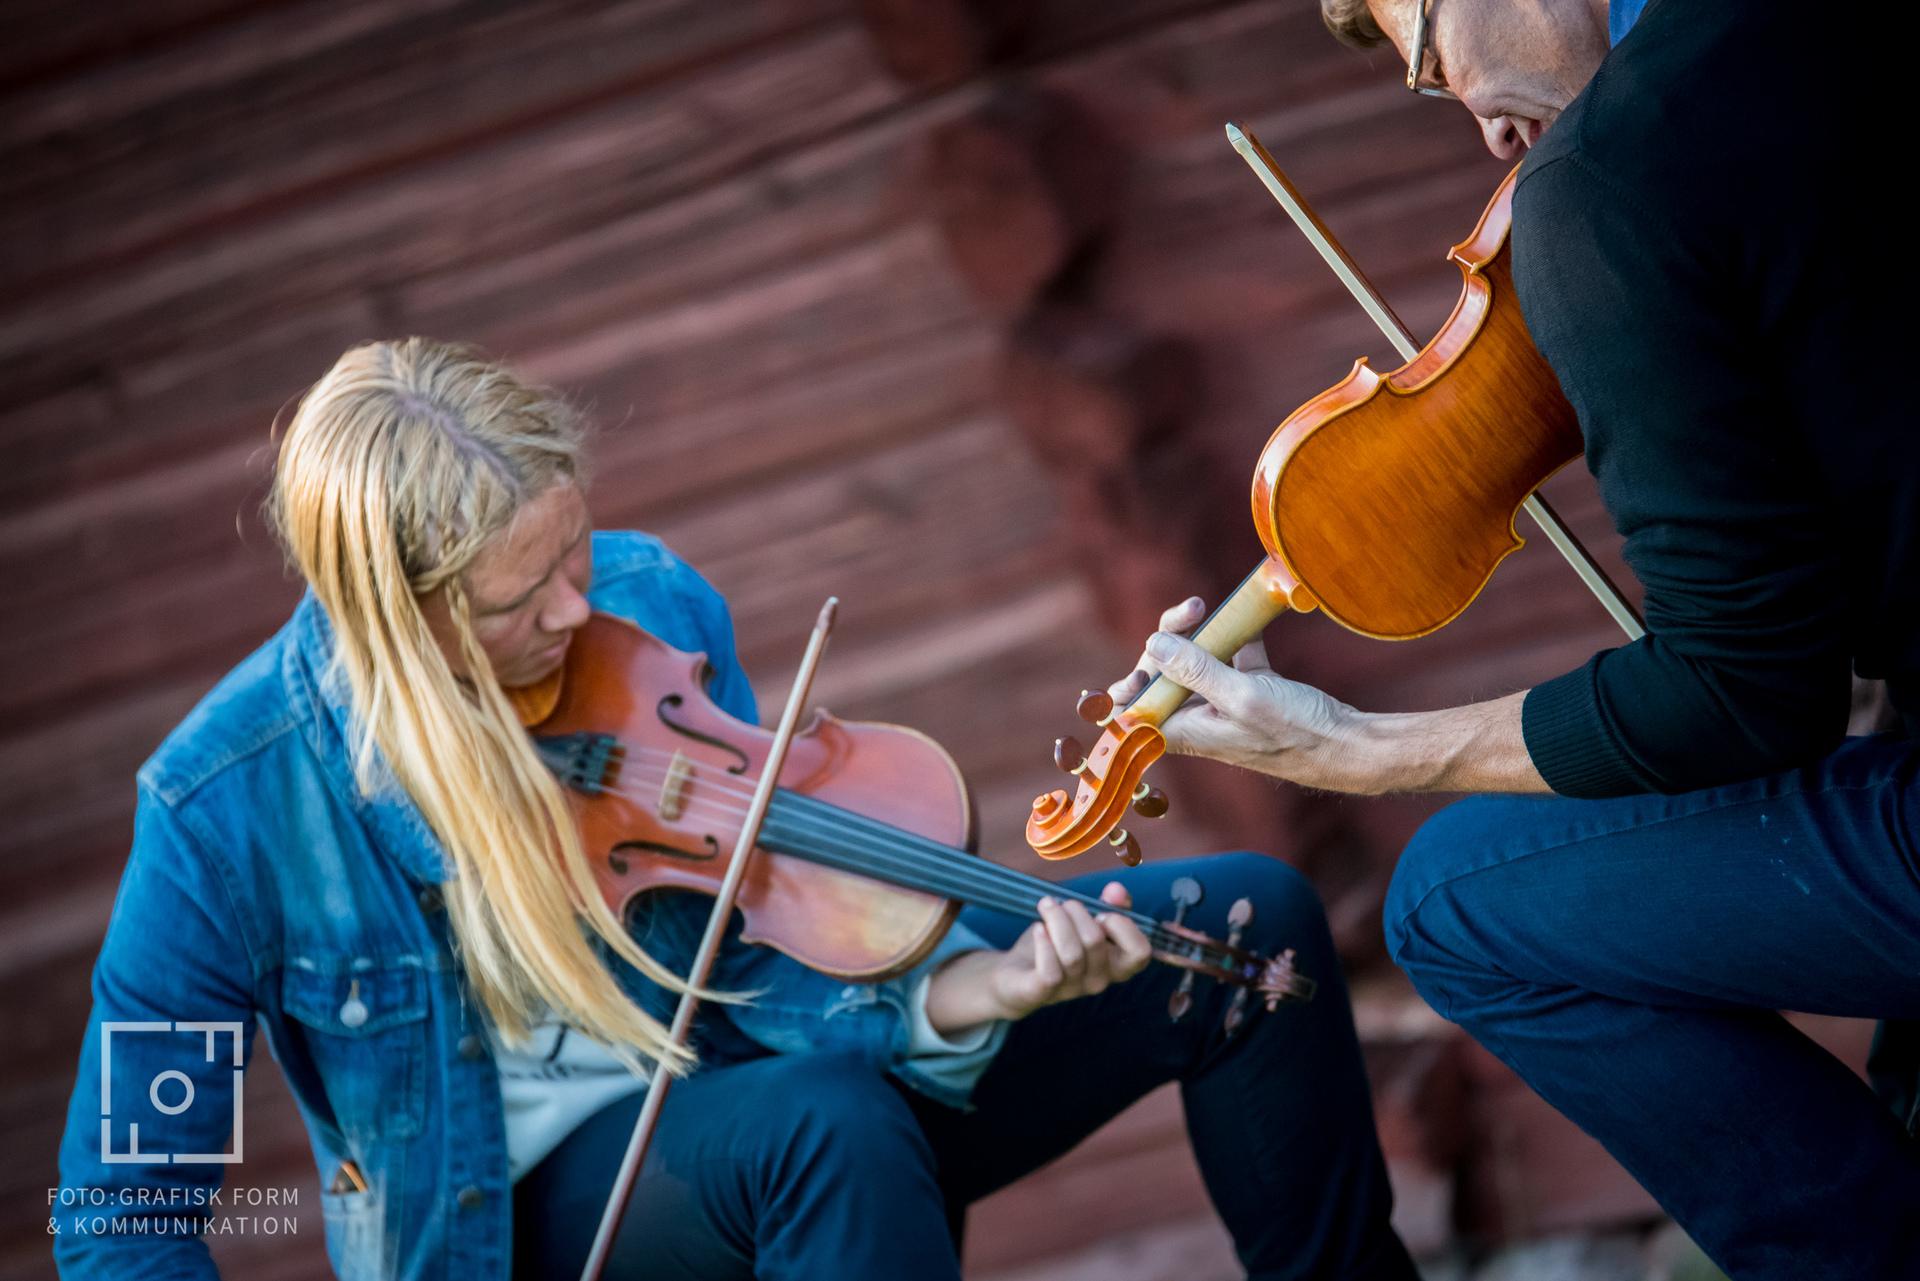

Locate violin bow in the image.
[579,597,841,1281]
[1224,121,1645,642]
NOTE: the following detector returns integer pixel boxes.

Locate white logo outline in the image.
[99,1021,245,1165]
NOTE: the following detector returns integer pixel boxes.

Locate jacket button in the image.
[456,1185,484,1210]
[417,885,444,913]
[458,1034,486,1060]
[339,980,369,1029]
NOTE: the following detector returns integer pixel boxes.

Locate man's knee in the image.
[1384,796,1513,980]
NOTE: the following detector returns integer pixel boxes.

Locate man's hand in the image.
[924,883,1152,1034]
[1105,596,1552,797]
[1106,596,1369,790]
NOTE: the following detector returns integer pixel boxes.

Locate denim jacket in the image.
[53,531,1005,1280]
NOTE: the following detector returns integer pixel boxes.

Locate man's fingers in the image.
[1158,596,1207,634]
[1145,632,1250,717]
[1098,881,1133,910]
[1231,638,1270,673]
[1111,599,1209,700]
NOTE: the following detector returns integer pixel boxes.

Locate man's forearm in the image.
[1334,689,1549,795]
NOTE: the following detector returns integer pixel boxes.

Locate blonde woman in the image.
[53,339,1412,1281]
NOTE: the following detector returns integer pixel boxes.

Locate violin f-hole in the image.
[656,694,750,774]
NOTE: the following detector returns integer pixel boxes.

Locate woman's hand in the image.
[1105,596,1374,792]
[923,884,1152,1034]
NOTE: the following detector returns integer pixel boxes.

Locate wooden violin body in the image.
[538,613,968,980]
[1028,166,1585,861]
[1253,172,1581,638]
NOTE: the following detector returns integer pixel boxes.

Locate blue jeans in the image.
[1386,732,1920,1281]
[513,853,1414,1281]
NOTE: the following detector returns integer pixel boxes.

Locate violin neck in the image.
[1122,559,1298,727]
[758,792,1234,969]
[761,792,1133,923]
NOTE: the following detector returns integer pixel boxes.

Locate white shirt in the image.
[494,974,998,1182]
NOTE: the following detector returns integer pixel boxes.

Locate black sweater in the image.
[1512,0,1917,798]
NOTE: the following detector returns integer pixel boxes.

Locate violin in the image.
[528,612,1317,1027]
[1025,125,1642,863]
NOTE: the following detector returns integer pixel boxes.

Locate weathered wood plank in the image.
[1,0,844,277]
[0,0,272,89]
[0,20,907,390]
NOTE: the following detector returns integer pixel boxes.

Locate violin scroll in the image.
[1026,713,1168,861]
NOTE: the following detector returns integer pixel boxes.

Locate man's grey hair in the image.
[1322,0,1387,48]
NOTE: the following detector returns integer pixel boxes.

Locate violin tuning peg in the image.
[1053,735,1087,775]
[1130,784,1169,818]
[1168,974,1196,1023]
[1225,898,1253,956]
[1169,876,1203,910]
[1224,989,1250,1037]
[1075,689,1115,726]
[1107,828,1142,867]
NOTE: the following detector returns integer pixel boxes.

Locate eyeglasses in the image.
[1406,0,1459,100]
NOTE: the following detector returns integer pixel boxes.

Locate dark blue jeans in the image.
[1385,732,1920,1281]
[513,853,1414,1281]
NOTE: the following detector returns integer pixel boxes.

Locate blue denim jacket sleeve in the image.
[54,786,256,1279]
[595,534,1008,1107]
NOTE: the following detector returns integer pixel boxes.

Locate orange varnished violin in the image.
[529,612,1317,1023]
[1025,124,1643,863]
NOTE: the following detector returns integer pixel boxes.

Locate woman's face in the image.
[420,481,594,688]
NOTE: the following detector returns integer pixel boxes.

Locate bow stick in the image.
[579,596,841,1281]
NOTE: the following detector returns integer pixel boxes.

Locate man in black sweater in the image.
[1110,1,1920,1276]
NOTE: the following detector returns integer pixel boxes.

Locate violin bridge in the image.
[658,751,694,820]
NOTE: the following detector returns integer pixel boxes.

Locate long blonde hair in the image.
[267,337,698,1074]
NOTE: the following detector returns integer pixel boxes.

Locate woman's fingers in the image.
[1062,899,1111,991]
[1096,880,1150,976]
[1100,913,1153,978]
[1024,920,1061,990]
[1018,887,1156,1007]
[1037,897,1087,984]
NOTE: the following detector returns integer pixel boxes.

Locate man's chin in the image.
[1477,112,1551,160]
[1478,113,1528,159]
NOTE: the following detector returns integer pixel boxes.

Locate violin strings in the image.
[568,743,1239,968]
[587,745,1180,936]
[570,744,1240,970]
[591,751,1152,927]
[606,762,1178,941]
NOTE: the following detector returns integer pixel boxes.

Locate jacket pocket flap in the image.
[283,962,428,1036]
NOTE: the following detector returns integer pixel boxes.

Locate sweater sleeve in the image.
[1511,151,1852,797]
